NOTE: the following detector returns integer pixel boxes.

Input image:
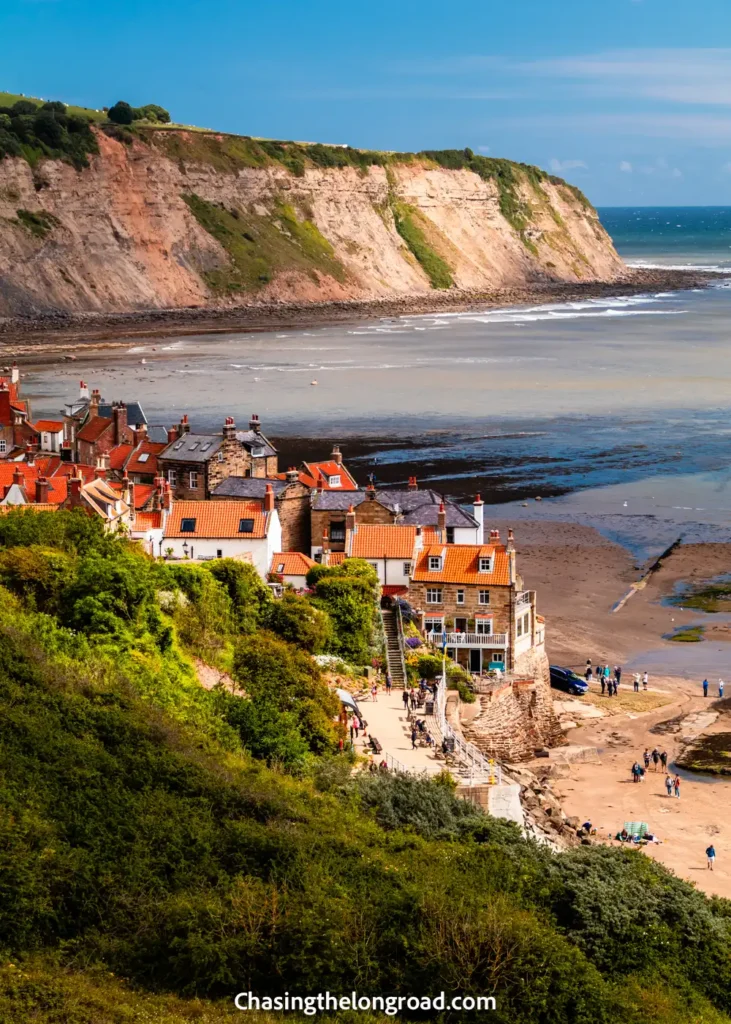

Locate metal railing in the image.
[394,601,408,683]
[428,631,508,648]
[428,665,502,787]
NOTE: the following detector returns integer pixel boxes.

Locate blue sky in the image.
[3,0,731,205]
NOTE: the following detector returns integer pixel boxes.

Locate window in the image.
[403,561,412,576]
[428,556,442,571]
[0,440,6,454]
[446,526,455,544]
[252,446,265,458]
[424,617,443,633]
[517,618,523,637]
[277,563,285,573]
[479,556,492,573]
[201,442,213,452]
[426,588,443,604]
[138,452,149,463]
[476,620,492,635]
[180,517,197,533]
[217,452,224,463]
[369,562,378,571]
[328,474,341,487]
[456,589,465,605]
[167,469,177,486]
[189,471,198,489]
[238,518,255,533]
[216,549,223,559]
[173,441,184,450]
[478,590,490,605]
[330,521,346,542]
[524,612,530,634]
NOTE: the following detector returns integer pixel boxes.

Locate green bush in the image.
[264,592,331,652]
[307,559,379,664]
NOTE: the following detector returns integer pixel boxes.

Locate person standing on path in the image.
[720,679,725,699]
[665,774,673,797]
[615,665,622,686]
[600,676,606,696]
[643,749,651,771]
[612,678,618,696]
[411,725,418,750]
[643,671,649,691]
[652,749,660,771]
[353,716,360,739]
[371,683,378,702]
[585,664,592,682]
[674,775,681,798]
[634,673,640,692]
[385,673,392,695]
[660,750,668,771]
[703,678,709,698]
[707,844,716,871]
[402,690,409,711]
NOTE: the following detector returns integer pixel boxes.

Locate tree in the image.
[136,103,171,123]
[11,100,37,116]
[208,558,271,633]
[264,592,331,653]
[107,101,134,125]
[33,111,64,149]
[307,559,379,664]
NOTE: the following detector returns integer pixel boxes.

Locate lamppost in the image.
[182,541,189,559]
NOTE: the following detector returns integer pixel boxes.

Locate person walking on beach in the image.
[707,844,716,871]
[632,761,641,783]
[612,678,618,696]
[643,671,649,691]
[674,775,681,798]
[660,750,668,771]
[652,748,660,771]
[600,675,606,696]
[643,748,651,771]
[634,673,640,692]
[665,774,674,797]
[703,678,709,698]
[720,679,725,699]
[585,663,592,682]
[615,665,622,686]
[604,664,611,684]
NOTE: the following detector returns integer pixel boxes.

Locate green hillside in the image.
[0,91,107,121]
[0,508,729,1022]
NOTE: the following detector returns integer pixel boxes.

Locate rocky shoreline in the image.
[0,267,711,355]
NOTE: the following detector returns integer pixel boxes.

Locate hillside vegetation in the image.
[0,509,728,1022]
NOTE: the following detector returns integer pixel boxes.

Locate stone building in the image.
[159,417,247,500]
[408,528,540,674]
[211,471,311,552]
[75,399,134,466]
[310,483,481,558]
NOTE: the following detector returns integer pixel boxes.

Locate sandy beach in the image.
[493,517,731,896]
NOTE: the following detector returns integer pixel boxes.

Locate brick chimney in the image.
[437,502,447,537]
[89,389,100,419]
[222,416,237,441]
[0,383,11,426]
[489,528,500,543]
[122,472,135,511]
[12,468,23,488]
[365,484,376,501]
[112,402,128,444]
[249,413,261,434]
[507,527,515,552]
[473,493,484,545]
[507,529,516,584]
[179,414,190,436]
[132,424,147,446]
[95,453,109,479]
[346,503,356,534]
[26,449,35,467]
[331,444,343,467]
[408,475,418,492]
[35,476,49,504]
[321,530,330,566]
[286,466,299,484]
[166,426,177,445]
[264,483,275,513]
[68,473,83,508]
[79,380,89,400]
[11,363,19,386]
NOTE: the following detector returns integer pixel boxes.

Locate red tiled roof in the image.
[270,552,316,576]
[108,444,135,471]
[126,441,166,476]
[164,501,269,539]
[382,585,408,596]
[0,463,68,504]
[133,510,162,532]
[76,417,112,443]
[328,552,347,565]
[54,463,97,483]
[301,460,358,490]
[133,484,155,510]
[33,420,64,432]
[0,503,58,515]
[350,524,417,559]
[412,544,511,586]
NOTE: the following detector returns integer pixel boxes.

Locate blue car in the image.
[550,666,589,696]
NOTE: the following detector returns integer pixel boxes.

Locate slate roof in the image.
[212,477,288,499]
[311,487,477,528]
[159,434,223,463]
[236,430,277,458]
[98,402,147,426]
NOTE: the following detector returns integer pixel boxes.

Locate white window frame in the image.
[456,589,465,605]
[479,556,492,573]
[475,619,492,635]
[189,470,198,489]
[167,469,177,486]
[328,474,341,488]
[0,439,6,454]
[478,589,490,605]
[424,616,444,633]
[428,556,441,571]
[426,588,443,604]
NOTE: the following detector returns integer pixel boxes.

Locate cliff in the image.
[0,128,626,316]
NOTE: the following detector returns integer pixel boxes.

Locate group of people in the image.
[584,661,652,694]
[402,679,438,712]
[630,748,680,796]
[410,717,435,750]
[702,678,725,698]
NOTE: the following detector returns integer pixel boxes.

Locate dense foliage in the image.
[0,99,98,168]
[0,510,730,1023]
[108,100,171,125]
[307,558,380,663]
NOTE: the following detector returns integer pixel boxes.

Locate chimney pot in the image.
[264,483,275,512]
[249,413,261,433]
[331,444,343,466]
[34,476,49,504]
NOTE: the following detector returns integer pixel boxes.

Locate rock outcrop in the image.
[0,129,626,316]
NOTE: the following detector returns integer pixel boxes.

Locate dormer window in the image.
[428,556,442,571]
[328,474,341,487]
[479,556,492,573]
[252,446,265,458]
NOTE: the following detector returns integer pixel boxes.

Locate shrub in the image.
[107,101,134,125]
[264,592,331,653]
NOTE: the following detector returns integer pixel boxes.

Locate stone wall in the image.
[461,645,563,762]
[310,498,393,551]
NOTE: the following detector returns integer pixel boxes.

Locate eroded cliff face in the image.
[0,130,626,316]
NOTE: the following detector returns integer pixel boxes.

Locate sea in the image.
[21,206,731,558]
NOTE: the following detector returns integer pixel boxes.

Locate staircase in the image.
[381,607,407,687]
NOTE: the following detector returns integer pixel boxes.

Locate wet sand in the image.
[0,268,709,353]
[495,516,731,895]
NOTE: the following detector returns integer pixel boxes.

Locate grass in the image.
[13,208,59,239]
[676,732,731,775]
[391,200,454,289]
[182,194,346,295]
[0,91,106,122]
[666,625,705,643]
[670,578,731,614]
